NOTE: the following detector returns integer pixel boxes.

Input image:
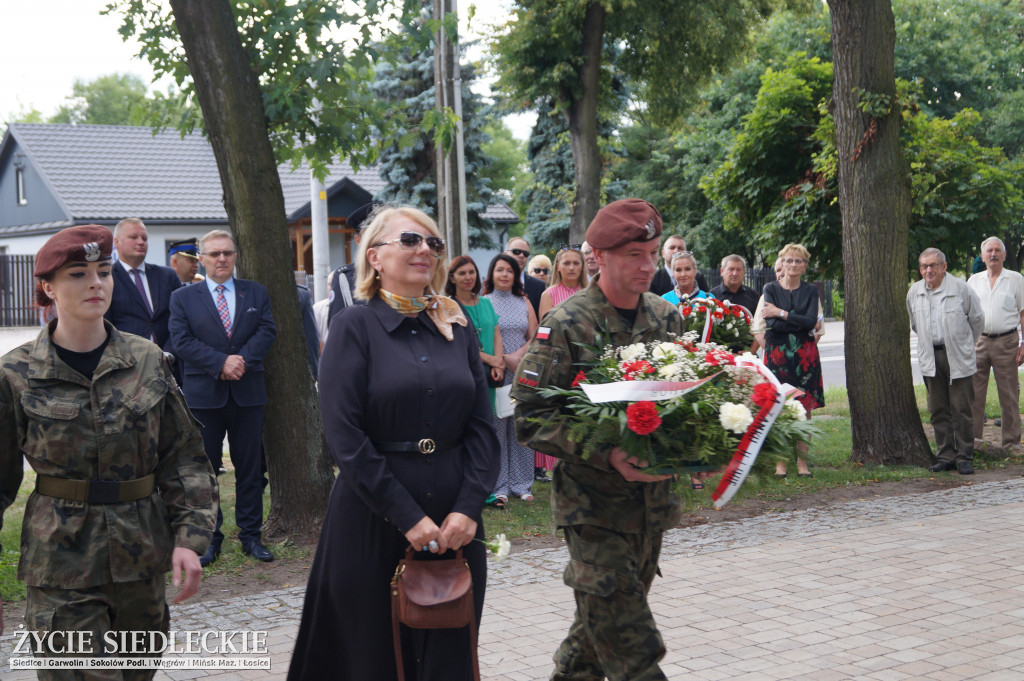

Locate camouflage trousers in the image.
[24,577,169,681]
[551,525,666,681]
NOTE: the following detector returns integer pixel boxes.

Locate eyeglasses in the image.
[919,262,945,270]
[203,250,237,259]
[508,248,530,258]
[375,232,446,258]
[782,258,806,265]
[559,244,582,251]
[532,268,550,275]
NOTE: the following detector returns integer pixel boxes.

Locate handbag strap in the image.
[391,582,407,681]
[391,546,480,681]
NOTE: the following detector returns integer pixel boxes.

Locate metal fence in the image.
[0,254,39,327]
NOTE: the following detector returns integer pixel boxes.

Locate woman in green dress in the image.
[446,255,504,408]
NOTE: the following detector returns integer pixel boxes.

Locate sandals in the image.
[691,482,704,490]
[520,493,534,501]
[489,495,507,509]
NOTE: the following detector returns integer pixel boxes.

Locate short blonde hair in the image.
[777,243,810,264]
[528,254,551,274]
[551,248,588,289]
[354,206,447,300]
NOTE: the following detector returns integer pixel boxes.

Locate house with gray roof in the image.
[0,122,519,270]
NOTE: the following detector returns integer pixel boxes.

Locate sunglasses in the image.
[532,268,550,275]
[375,232,446,258]
[508,248,530,258]
[559,243,582,251]
[202,250,237,259]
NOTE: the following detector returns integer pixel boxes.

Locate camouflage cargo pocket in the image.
[563,559,618,598]
[19,391,81,467]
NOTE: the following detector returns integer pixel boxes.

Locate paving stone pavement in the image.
[3,478,1023,680]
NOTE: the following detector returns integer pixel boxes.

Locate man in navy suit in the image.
[105,218,182,349]
[169,230,277,565]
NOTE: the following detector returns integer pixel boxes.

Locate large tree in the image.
[491,0,797,242]
[160,0,335,538]
[109,0,426,538]
[372,33,496,248]
[828,0,931,465]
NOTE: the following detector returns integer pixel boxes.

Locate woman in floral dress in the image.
[761,243,824,478]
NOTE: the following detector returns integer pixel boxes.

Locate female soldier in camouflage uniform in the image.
[0,225,217,679]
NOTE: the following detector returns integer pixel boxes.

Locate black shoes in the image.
[928,461,956,472]
[242,540,275,562]
[957,461,975,475]
[199,542,221,567]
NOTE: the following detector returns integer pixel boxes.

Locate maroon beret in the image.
[585,199,662,250]
[34,225,113,278]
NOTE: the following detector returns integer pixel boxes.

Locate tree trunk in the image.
[169,0,334,538]
[828,0,932,465]
[564,1,605,245]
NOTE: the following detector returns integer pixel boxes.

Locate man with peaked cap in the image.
[168,238,205,285]
[512,199,707,681]
[326,202,378,328]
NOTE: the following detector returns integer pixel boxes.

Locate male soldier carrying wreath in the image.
[512,199,711,681]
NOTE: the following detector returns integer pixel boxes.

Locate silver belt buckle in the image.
[417,438,436,454]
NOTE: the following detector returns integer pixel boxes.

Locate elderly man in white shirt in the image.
[908,247,984,474]
[967,236,1024,453]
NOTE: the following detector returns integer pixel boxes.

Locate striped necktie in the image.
[215,285,232,337]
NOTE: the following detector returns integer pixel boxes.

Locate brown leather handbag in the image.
[390,547,480,681]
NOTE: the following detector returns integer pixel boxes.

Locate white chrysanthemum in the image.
[785,399,807,421]
[719,402,754,434]
[657,363,681,380]
[619,343,647,362]
[652,342,678,361]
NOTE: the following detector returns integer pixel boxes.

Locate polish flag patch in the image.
[536,326,551,340]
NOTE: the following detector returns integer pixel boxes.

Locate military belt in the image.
[36,474,156,504]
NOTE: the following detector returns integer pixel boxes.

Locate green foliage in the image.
[830,288,844,320]
[703,55,839,276]
[479,120,530,206]
[517,102,575,250]
[892,0,1024,122]
[105,0,437,177]
[490,0,789,126]
[900,108,1024,271]
[370,26,497,248]
[611,7,830,268]
[46,72,189,127]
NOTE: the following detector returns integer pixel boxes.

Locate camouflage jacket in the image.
[511,283,685,535]
[0,321,217,589]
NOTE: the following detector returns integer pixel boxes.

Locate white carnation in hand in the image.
[619,343,647,362]
[657,363,681,380]
[785,399,807,421]
[652,342,678,361]
[719,402,754,434]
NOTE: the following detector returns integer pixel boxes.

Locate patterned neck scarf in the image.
[675,282,701,301]
[378,290,467,341]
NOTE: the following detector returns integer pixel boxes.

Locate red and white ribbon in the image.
[712,356,786,508]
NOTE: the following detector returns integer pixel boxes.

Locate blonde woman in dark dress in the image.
[287,206,499,681]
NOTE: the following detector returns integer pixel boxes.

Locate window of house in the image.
[16,168,27,205]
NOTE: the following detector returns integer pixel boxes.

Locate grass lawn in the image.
[2,378,1021,602]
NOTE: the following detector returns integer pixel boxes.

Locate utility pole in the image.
[433,0,468,257]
